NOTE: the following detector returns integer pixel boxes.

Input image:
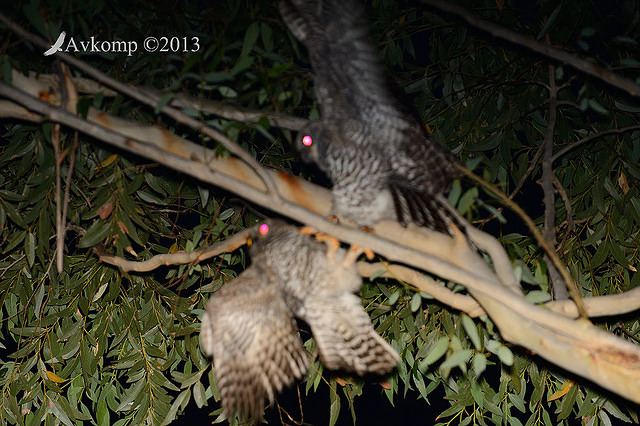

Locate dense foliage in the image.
[0,0,639,424]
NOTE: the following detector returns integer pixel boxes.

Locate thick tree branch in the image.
[459,166,587,316]
[100,226,640,321]
[422,0,640,97]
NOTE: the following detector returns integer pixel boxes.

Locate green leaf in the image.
[116,379,146,412]
[496,346,514,366]
[461,315,481,349]
[588,99,609,115]
[34,283,45,318]
[603,400,632,422]
[47,396,74,426]
[387,289,401,306]
[473,353,487,377]
[458,187,478,215]
[599,410,613,426]
[558,382,578,420]
[97,399,110,426]
[409,292,422,313]
[193,380,207,408]
[470,381,484,408]
[154,92,175,114]
[524,290,551,304]
[509,393,526,413]
[441,349,472,370]
[77,220,111,248]
[25,231,35,267]
[241,22,260,58]
[419,336,449,371]
[329,381,341,426]
[1,199,25,228]
[162,389,189,426]
[537,4,562,39]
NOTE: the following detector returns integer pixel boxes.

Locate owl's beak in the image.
[299,146,316,163]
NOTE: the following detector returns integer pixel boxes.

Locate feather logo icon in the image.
[44,32,66,56]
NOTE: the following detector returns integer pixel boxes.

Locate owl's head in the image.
[295,121,328,166]
[247,219,293,251]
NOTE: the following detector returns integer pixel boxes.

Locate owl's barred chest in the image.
[268,245,361,315]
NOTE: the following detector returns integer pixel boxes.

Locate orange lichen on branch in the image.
[277,171,326,214]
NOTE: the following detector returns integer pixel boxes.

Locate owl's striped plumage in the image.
[280,0,460,232]
[200,220,399,422]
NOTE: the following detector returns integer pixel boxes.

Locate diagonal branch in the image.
[552,125,640,162]
[422,0,640,97]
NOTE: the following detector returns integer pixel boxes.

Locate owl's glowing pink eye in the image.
[302,135,313,147]
[259,223,270,235]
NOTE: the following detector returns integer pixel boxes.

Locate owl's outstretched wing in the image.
[281,0,400,129]
[201,267,308,422]
[304,293,399,376]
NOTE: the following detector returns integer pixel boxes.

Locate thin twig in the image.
[422,0,640,97]
[99,227,253,273]
[168,92,308,131]
[552,125,640,163]
[552,174,574,234]
[458,164,587,317]
[510,143,544,199]
[52,123,64,273]
[541,62,569,301]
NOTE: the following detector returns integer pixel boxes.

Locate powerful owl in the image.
[280,0,460,232]
[200,220,399,422]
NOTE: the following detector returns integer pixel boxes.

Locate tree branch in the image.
[552,125,640,163]
[542,63,570,301]
[99,227,253,273]
[422,0,640,97]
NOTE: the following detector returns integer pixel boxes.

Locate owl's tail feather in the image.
[389,184,468,236]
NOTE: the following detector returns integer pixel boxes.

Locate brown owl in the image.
[200,220,399,422]
[280,0,461,232]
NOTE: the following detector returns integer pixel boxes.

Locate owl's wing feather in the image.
[305,293,399,376]
[279,0,396,128]
[201,267,308,421]
[388,179,463,233]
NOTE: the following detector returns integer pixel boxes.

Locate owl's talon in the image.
[315,233,341,259]
[300,226,318,236]
[343,244,374,264]
[299,227,341,259]
[361,225,374,234]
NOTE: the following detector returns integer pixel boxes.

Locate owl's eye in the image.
[259,223,270,235]
[302,135,313,147]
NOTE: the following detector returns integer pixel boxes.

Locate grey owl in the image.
[200,220,399,422]
[280,0,461,232]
